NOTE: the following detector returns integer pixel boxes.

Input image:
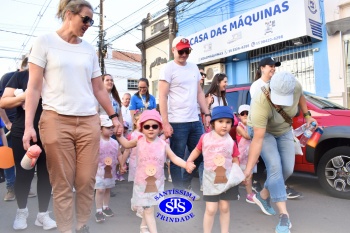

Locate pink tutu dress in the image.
[131,136,166,207]
[199,131,241,195]
[95,137,119,189]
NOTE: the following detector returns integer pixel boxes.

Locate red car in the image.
[226,84,350,199]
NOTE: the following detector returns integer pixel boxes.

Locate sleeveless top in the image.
[96,138,119,181]
[209,95,227,112]
[237,122,251,170]
[128,130,143,182]
[131,136,167,206]
[202,131,244,195]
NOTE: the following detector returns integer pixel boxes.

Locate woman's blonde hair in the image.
[56,0,92,21]
[133,111,142,131]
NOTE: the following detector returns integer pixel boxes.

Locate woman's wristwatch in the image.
[303,111,311,118]
[109,113,119,119]
[204,113,211,117]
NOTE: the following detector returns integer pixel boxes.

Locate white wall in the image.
[325,0,350,105]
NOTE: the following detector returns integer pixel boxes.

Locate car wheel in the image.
[317,146,350,199]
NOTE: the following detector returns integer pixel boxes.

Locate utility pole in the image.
[98,0,106,74]
[168,0,176,61]
[168,0,195,60]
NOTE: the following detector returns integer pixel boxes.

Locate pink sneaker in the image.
[246,193,255,204]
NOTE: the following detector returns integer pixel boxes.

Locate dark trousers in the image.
[13,135,52,211]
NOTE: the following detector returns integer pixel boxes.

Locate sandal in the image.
[140,225,150,233]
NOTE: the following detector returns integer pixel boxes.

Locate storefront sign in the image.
[186,0,322,64]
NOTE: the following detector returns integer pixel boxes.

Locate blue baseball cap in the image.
[210,106,234,123]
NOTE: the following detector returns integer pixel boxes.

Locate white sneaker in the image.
[185,188,200,201]
[13,208,28,230]
[35,212,57,230]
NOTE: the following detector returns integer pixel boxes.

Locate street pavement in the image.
[0,172,349,233]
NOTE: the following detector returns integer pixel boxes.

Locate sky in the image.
[0,0,169,76]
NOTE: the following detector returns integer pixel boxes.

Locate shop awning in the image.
[326,17,350,36]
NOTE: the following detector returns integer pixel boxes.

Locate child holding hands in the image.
[185,106,244,233]
[118,110,195,233]
[94,115,120,223]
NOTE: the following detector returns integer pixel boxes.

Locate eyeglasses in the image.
[178,49,191,55]
[240,111,249,116]
[200,72,207,78]
[143,124,159,130]
[138,87,147,90]
[78,14,94,26]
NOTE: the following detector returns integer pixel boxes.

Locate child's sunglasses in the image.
[240,111,249,116]
[143,124,159,130]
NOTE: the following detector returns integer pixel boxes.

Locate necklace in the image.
[139,93,149,111]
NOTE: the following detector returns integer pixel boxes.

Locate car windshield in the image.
[304,92,348,110]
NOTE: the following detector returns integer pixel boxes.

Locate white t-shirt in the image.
[29,32,101,116]
[121,105,133,130]
[159,60,201,123]
[249,78,269,100]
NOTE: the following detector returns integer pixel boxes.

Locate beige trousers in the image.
[39,110,100,232]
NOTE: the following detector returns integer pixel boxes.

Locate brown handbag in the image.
[261,86,293,126]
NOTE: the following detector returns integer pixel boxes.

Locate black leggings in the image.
[13,135,52,212]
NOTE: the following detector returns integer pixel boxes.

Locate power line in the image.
[0,29,38,37]
[104,0,160,32]
[16,0,53,61]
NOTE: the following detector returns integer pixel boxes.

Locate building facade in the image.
[325,0,350,107]
[176,0,331,100]
[137,13,170,99]
[104,49,142,97]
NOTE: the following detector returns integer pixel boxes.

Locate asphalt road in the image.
[0,172,348,233]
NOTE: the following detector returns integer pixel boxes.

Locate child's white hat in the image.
[100,115,113,127]
[238,105,250,114]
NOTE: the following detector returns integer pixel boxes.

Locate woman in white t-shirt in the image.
[23,1,122,232]
[249,57,281,99]
[205,73,228,112]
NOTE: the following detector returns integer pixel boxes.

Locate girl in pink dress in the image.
[185,106,244,233]
[236,104,256,204]
[94,115,120,223]
[118,110,195,233]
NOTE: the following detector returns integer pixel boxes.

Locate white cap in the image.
[238,104,250,114]
[100,115,113,127]
[270,72,296,106]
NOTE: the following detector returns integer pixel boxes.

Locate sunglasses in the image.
[138,87,147,89]
[178,49,191,55]
[78,14,94,26]
[200,72,207,78]
[240,111,249,116]
[143,124,159,130]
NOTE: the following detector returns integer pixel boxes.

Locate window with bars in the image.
[250,47,315,94]
[127,79,138,90]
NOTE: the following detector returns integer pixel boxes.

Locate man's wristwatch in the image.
[109,113,119,119]
[204,113,211,117]
[303,111,311,118]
